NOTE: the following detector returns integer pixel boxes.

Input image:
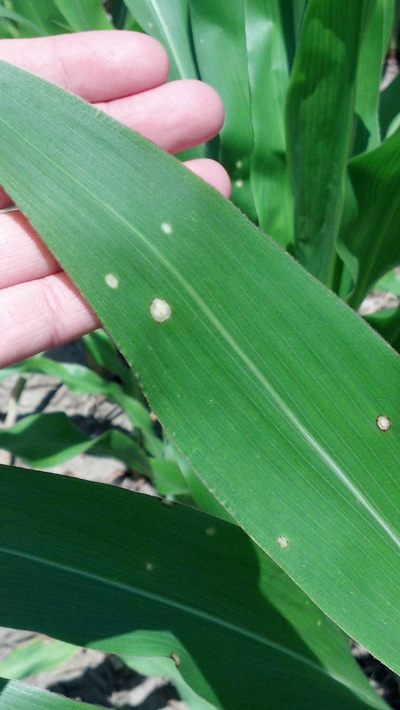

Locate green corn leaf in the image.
[7,0,70,36]
[160,438,234,520]
[149,457,190,496]
[0,7,44,36]
[338,126,400,308]
[189,0,257,220]
[82,329,138,397]
[0,678,100,710]
[364,306,400,353]
[0,24,14,40]
[375,269,400,296]
[124,655,218,710]
[0,636,216,710]
[123,0,204,161]
[0,638,78,680]
[52,0,113,31]
[105,0,128,29]
[0,464,388,709]
[123,0,198,82]
[244,0,294,247]
[0,356,161,456]
[0,411,151,472]
[286,0,376,287]
[361,272,400,353]
[352,0,394,156]
[380,69,400,139]
[2,62,400,675]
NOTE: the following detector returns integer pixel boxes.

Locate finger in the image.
[0,31,169,102]
[0,272,99,369]
[184,159,231,198]
[0,211,60,289]
[96,79,225,154]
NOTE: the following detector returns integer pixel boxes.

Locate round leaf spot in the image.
[235,179,244,188]
[376,415,391,432]
[161,222,172,235]
[105,273,118,289]
[150,297,172,323]
[277,535,289,549]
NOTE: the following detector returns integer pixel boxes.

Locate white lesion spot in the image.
[161,222,172,235]
[105,273,118,289]
[150,297,172,323]
[145,562,154,571]
[147,21,154,28]
[376,415,391,432]
[170,652,180,667]
[235,160,243,169]
[206,526,216,536]
[235,179,244,188]
[277,535,289,549]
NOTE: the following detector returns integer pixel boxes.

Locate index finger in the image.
[0,30,170,103]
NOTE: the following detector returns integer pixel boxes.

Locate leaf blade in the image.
[124,0,198,82]
[338,126,400,307]
[189,0,257,219]
[244,0,295,246]
[0,678,101,710]
[1,62,400,676]
[286,0,376,285]
[0,464,387,709]
[52,0,113,31]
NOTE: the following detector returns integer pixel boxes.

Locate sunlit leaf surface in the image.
[0,63,400,678]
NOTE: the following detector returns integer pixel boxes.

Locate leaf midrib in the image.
[0,544,348,685]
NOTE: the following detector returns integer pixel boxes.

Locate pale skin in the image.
[0,31,230,368]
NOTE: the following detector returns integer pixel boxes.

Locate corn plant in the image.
[0,1,400,708]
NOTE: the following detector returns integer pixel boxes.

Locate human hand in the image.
[0,31,230,368]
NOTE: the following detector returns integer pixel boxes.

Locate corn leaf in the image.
[352,0,394,156]
[123,0,198,82]
[82,329,137,397]
[0,639,78,680]
[0,679,100,709]
[286,0,376,286]
[244,0,294,247]
[0,411,151,471]
[189,0,257,220]
[380,70,400,139]
[123,0,204,162]
[52,0,113,31]
[338,126,400,308]
[0,7,44,36]
[1,63,400,676]
[6,0,69,36]
[0,464,387,709]
[0,356,161,456]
